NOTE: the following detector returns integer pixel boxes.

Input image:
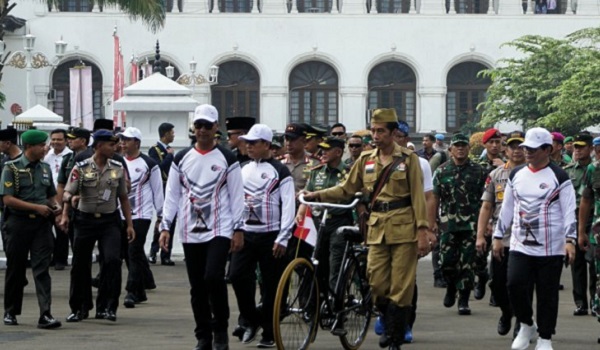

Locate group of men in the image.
[2,103,599,350]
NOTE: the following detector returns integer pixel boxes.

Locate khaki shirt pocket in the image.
[384,208,416,244]
[389,170,408,194]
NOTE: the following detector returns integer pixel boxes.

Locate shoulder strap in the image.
[369,155,404,208]
[153,145,164,162]
[8,163,19,194]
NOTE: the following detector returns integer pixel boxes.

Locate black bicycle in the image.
[273,193,372,350]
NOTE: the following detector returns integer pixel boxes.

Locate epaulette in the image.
[309,163,326,171]
[399,146,414,156]
[358,149,376,159]
[108,159,123,167]
[4,158,18,166]
[76,159,92,168]
[563,162,576,169]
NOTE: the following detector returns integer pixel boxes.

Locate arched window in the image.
[51,59,103,124]
[368,62,416,127]
[289,61,338,125]
[446,0,489,13]
[376,0,411,13]
[446,62,491,133]
[57,0,93,12]
[211,61,260,122]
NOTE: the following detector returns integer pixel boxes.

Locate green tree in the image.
[479,27,600,136]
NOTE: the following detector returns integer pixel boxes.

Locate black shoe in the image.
[574,305,588,316]
[193,339,212,350]
[489,294,498,307]
[242,325,259,344]
[91,277,100,289]
[257,338,276,348]
[213,332,228,350]
[66,310,88,322]
[379,333,391,348]
[558,284,564,290]
[161,258,175,266]
[3,312,17,326]
[474,275,488,300]
[95,310,107,319]
[55,262,66,271]
[433,278,447,288]
[148,254,157,264]
[124,294,136,309]
[232,325,245,340]
[37,313,62,329]
[458,290,471,315]
[104,310,117,322]
[443,285,457,308]
[23,278,29,287]
[497,314,511,336]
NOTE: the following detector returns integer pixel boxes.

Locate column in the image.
[409,0,417,13]
[418,86,447,134]
[213,0,221,13]
[261,86,289,132]
[487,0,496,14]
[291,0,299,13]
[448,0,457,14]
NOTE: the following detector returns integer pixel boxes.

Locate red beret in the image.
[550,132,564,143]
[482,128,502,144]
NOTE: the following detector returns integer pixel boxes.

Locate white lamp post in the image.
[175,58,220,97]
[6,33,67,109]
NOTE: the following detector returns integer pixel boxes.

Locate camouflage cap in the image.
[450,133,469,146]
[371,108,398,124]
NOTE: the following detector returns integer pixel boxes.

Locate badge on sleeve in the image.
[4,181,12,188]
[71,170,80,182]
[366,160,375,174]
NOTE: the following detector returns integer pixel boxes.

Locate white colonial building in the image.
[1,0,599,137]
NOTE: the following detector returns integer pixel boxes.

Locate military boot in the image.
[377,300,391,348]
[443,283,457,308]
[386,304,408,350]
[458,289,472,315]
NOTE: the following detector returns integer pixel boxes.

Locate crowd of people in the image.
[0,104,598,350]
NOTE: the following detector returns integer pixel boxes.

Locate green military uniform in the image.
[0,131,58,323]
[581,160,600,322]
[433,136,486,293]
[304,138,352,293]
[64,131,128,319]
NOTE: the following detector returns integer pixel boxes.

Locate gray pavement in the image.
[0,256,598,350]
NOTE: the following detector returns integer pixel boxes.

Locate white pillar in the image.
[487,0,496,13]
[419,0,447,14]
[291,0,299,13]
[262,0,288,13]
[448,0,457,14]
[213,0,221,13]
[418,86,447,134]
[409,0,417,13]
[498,0,523,14]
[527,0,535,14]
[340,86,368,131]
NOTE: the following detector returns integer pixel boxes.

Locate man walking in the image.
[159,104,244,350]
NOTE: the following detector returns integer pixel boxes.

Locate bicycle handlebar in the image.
[298,193,361,209]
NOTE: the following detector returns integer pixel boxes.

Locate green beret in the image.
[21,130,48,145]
[371,108,398,124]
[564,136,574,143]
[450,133,470,146]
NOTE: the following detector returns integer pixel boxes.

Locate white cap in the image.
[521,127,552,149]
[119,127,142,140]
[240,124,273,143]
[194,104,218,123]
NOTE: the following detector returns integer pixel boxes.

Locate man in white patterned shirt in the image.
[159,104,245,350]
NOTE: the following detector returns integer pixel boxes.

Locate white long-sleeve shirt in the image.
[123,153,164,220]
[241,158,295,247]
[493,162,576,256]
[44,147,72,188]
[160,145,245,243]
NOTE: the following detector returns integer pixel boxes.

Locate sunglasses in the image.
[194,121,215,130]
[348,144,362,148]
[331,132,345,137]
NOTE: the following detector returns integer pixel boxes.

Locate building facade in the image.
[2,0,599,135]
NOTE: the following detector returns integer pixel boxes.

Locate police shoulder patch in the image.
[4,181,12,188]
[108,159,123,167]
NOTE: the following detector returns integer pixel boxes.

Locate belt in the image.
[371,198,412,212]
[10,211,42,219]
[77,211,118,219]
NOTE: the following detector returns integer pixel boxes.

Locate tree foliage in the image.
[479,27,600,136]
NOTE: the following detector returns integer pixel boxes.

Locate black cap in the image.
[318,137,345,150]
[574,133,594,146]
[93,119,114,132]
[0,128,17,142]
[92,130,118,145]
[226,117,255,131]
[284,123,309,139]
[306,125,327,140]
[506,130,525,144]
[67,127,91,140]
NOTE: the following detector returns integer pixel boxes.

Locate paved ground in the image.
[0,255,598,350]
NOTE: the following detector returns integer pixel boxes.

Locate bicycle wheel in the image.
[273,257,320,350]
[338,252,372,350]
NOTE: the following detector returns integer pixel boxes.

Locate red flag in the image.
[113,32,121,127]
[293,207,318,247]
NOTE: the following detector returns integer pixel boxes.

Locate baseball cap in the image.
[521,127,553,149]
[194,104,218,123]
[482,128,502,144]
[550,132,565,144]
[239,124,273,142]
[119,127,142,140]
[506,130,525,144]
[593,137,600,146]
[450,133,469,146]
[435,133,445,141]
[573,134,594,146]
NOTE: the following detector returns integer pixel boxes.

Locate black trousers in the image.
[4,215,53,316]
[125,219,155,298]
[150,217,176,261]
[571,243,596,309]
[70,212,122,313]
[507,251,563,340]
[183,237,230,342]
[230,231,284,340]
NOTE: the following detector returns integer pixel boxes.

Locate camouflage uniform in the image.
[433,158,486,291]
[581,161,600,321]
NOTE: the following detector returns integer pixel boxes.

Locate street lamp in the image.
[176,57,220,95]
[5,32,67,109]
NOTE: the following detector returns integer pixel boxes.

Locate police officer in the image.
[226,116,255,164]
[60,130,135,323]
[279,123,320,194]
[1,130,62,328]
[296,137,352,335]
[433,133,486,316]
[304,108,433,350]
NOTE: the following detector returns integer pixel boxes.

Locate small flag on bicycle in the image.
[294,207,317,247]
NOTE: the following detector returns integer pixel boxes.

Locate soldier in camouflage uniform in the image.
[433,133,486,315]
[564,134,596,316]
[577,137,600,343]
[472,128,505,301]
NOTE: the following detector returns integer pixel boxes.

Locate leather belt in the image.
[371,198,412,212]
[77,211,117,219]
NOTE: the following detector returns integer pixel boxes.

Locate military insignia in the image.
[111,170,118,179]
[396,163,406,172]
[497,191,504,200]
[71,170,80,182]
[4,181,12,188]
[366,160,375,174]
[496,184,502,191]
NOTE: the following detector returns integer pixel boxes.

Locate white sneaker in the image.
[511,322,537,350]
[535,338,553,350]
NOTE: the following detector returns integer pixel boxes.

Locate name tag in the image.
[101,189,111,201]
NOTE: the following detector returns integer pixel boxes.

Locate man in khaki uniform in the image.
[304,108,433,350]
[278,123,320,194]
[60,130,135,323]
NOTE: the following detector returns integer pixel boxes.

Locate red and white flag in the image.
[69,66,93,129]
[293,207,318,247]
[113,31,125,127]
